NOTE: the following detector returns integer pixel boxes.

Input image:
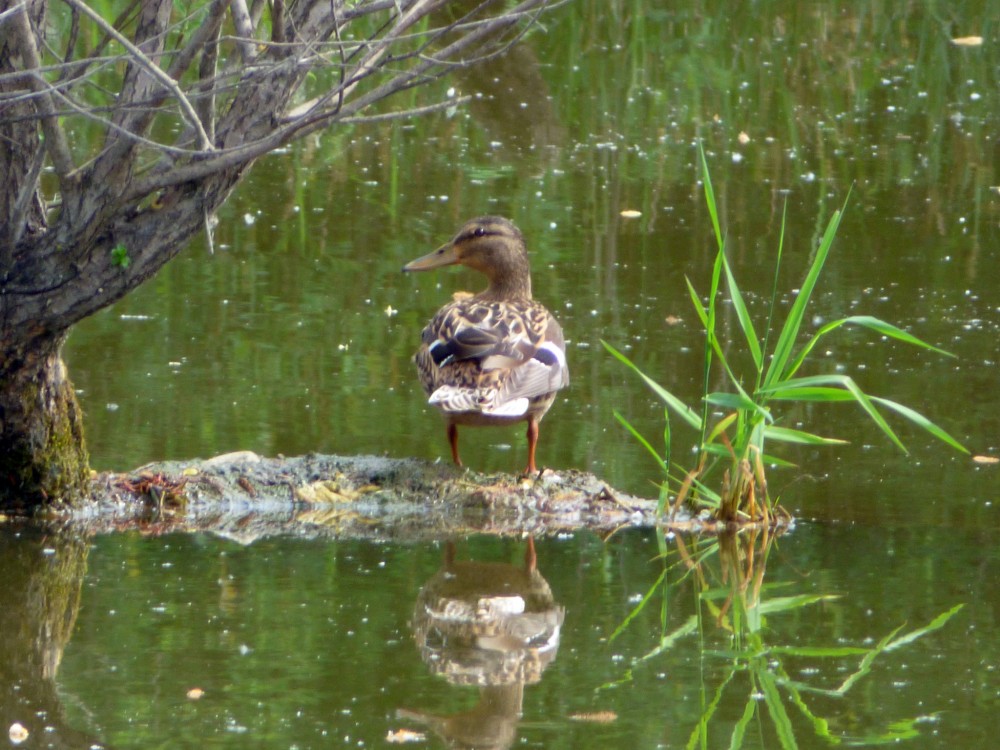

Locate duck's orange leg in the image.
[525,417,540,474]
[524,536,537,572]
[447,423,463,466]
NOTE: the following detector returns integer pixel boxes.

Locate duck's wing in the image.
[419,300,569,416]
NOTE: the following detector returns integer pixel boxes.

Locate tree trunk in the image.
[0,337,89,511]
[0,526,97,747]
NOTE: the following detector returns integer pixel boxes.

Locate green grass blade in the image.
[699,144,724,253]
[758,670,798,750]
[884,603,965,652]
[757,594,840,615]
[685,276,710,328]
[602,340,703,430]
[728,694,757,750]
[614,410,667,473]
[764,374,969,454]
[691,267,759,408]
[785,315,956,380]
[608,567,668,643]
[759,198,788,390]
[834,626,902,697]
[799,374,907,452]
[705,392,772,423]
[763,386,858,402]
[770,646,870,657]
[763,425,848,446]
[700,250,725,448]
[636,613,700,663]
[780,680,837,745]
[721,252,763,369]
[870,397,969,454]
[763,203,845,390]
[689,670,735,750]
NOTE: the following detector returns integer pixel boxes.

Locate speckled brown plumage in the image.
[403,216,569,473]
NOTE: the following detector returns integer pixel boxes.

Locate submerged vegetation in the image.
[608,529,965,747]
[605,148,968,523]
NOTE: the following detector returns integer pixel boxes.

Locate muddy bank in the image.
[65,452,711,542]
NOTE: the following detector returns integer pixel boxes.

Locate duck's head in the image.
[403,216,532,299]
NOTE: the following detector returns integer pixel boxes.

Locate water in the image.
[4,525,993,748]
[6,2,1000,748]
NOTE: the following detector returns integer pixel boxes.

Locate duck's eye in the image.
[473,227,487,237]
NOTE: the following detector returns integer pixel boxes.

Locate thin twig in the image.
[10,142,48,245]
[62,0,215,151]
[8,3,77,184]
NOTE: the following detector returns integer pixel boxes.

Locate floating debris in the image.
[620,209,642,219]
[186,687,205,700]
[973,455,999,465]
[386,728,426,743]
[8,723,29,744]
[951,36,983,46]
[738,131,751,144]
[569,711,618,723]
[114,471,188,508]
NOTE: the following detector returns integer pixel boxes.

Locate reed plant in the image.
[605,147,967,523]
[608,530,964,747]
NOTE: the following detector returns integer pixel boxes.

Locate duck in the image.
[403,216,569,474]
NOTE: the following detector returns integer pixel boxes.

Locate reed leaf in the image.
[763,203,845,391]
[704,392,771,423]
[870,397,969,454]
[757,593,839,615]
[728,696,757,750]
[884,603,964,652]
[763,425,849,446]
[721,251,763,369]
[785,314,955,381]
[613,410,667,472]
[699,145,724,253]
[602,340,702,430]
[758,671,798,750]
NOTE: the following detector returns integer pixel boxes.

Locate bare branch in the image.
[166,0,228,83]
[229,0,257,62]
[0,4,25,25]
[121,0,551,198]
[62,0,215,151]
[10,142,48,246]
[272,0,285,44]
[338,93,471,124]
[8,3,78,185]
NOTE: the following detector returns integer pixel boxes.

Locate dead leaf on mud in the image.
[296,478,378,503]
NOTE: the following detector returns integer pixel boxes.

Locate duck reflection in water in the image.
[398,538,564,748]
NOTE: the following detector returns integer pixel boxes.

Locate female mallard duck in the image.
[403,216,569,474]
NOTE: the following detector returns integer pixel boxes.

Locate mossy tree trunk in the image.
[0,526,97,747]
[0,339,88,511]
[0,0,548,511]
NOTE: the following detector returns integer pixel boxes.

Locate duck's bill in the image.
[403,242,459,272]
